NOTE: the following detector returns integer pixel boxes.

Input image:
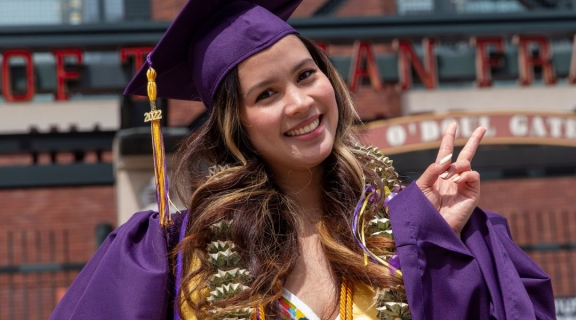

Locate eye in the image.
[256,89,275,102]
[297,69,317,82]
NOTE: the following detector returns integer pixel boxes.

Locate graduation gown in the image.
[49,183,555,319]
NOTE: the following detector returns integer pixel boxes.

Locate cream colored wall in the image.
[1,100,119,134]
[403,85,576,115]
[114,153,156,224]
[113,149,185,225]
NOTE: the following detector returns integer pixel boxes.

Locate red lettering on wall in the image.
[470,37,504,87]
[348,41,383,92]
[513,35,556,85]
[569,35,576,84]
[120,47,154,75]
[395,39,437,90]
[53,49,83,101]
[1,50,35,102]
[314,41,328,53]
[120,47,153,100]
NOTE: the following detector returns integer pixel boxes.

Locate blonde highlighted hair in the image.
[172,35,403,318]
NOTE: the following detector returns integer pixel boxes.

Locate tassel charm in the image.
[145,62,172,227]
[352,186,402,277]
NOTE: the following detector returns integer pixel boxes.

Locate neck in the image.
[269,164,324,223]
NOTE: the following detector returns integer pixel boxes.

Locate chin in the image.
[300,146,334,168]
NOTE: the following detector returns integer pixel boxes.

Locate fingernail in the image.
[440,171,449,179]
[440,154,453,165]
[452,175,461,182]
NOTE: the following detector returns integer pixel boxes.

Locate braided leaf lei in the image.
[203,145,412,319]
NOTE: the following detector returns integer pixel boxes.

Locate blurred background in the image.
[0,0,575,318]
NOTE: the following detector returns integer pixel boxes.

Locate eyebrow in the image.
[244,58,315,98]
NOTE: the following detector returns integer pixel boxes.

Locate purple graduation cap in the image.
[125,0,302,111]
[123,0,301,227]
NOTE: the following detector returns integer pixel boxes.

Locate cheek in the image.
[321,84,338,123]
[239,108,257,147]
[318,78,337,107]
[241,111,278,150]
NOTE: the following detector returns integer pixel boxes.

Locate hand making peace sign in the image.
[416,123,487,236]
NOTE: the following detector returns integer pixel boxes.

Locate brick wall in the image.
[0,186,116,262]
[479,176,576,297]
[168,100,205,127]
[0,186,116,320]
[150,0,188,21]
[292,0,326,17]
[336,0,396,16]
[480,176,576,215]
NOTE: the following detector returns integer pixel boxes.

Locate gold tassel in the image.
[145,67,172,227]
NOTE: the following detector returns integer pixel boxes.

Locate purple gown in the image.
[49,183,555,319]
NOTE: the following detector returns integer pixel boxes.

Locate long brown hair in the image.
[172,35,402,318]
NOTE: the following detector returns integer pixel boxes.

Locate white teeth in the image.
[286,119,320,136]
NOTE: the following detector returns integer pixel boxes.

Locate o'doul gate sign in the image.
[357,111,576,155]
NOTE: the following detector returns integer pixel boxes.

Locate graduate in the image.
[50,0,555,319]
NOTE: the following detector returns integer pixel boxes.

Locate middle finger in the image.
[435,122,457,164]
[456,126,487,162]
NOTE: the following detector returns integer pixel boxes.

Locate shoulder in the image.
[109,210,189,251]
[49,210,189,319]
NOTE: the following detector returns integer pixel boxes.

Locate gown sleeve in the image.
[49,211,183,320]
[387,183,556,320]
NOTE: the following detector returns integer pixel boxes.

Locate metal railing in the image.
[1,211,575,319]
[0,225,111,320]
[0,0,149,26]
[1,0,575,27]
[398,0,575,15]
[508,210,576,299]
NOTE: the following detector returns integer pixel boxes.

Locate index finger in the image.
[456,126,487,162]
[435,122,457,163]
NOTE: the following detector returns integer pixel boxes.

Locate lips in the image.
[285,117,321,137]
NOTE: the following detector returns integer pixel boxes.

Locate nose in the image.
[284,85,314,117]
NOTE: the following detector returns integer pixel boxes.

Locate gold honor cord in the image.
[339,278,353,320]
[145,68,172,227]
[254,280,352,320]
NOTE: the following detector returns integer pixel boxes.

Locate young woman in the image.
[50,1,555,319]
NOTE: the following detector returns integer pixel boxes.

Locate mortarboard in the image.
[125,0,301,110]
[123,0,302,226]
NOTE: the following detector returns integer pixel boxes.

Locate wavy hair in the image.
[172,35,403,318]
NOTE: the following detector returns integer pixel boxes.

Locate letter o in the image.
[386,125,407,147]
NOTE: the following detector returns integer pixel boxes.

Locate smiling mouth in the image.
[285,118,321,137]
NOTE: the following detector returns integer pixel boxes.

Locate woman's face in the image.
[238,35,338,175]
